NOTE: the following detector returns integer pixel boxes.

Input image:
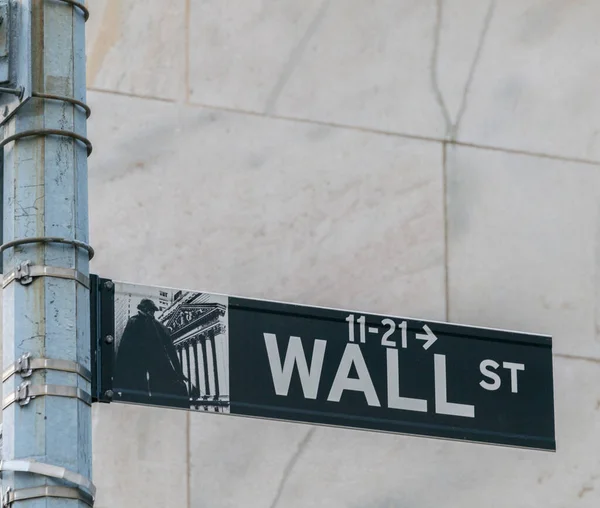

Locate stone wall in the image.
[86,1,600,507]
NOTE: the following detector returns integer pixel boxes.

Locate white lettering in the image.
[357,315,366,343]
[263,333,326,399]
[434,354,475,418]
[502,362,525,393]
[479,359,501,391]
[381,319,396,347]
[399,321,408,349]
[327,343,380,407]
[386,348,427,412]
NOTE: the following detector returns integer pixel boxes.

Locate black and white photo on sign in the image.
[113,282,230,413]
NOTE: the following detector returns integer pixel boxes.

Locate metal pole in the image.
[1,0,93,506]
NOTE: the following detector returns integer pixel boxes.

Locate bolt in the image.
[104,390,114,400]
[104,334,114,344]
[103,280,114,291]
[3,106,8,117]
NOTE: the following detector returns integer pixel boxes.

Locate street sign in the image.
[91,277,555,451]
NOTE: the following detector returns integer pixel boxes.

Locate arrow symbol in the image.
[415,325,438,350]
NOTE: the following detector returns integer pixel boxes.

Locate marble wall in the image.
[86,1,600,507]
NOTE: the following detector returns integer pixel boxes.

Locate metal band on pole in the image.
[0,129,93,156]
[0,460,96,498]
[32,92,91,118]
[55,0,90,21]
[2,383,92,410]
[0,236,95,259]
[2,486,94,507]
[2,262,90,289]
[2,354,92,383]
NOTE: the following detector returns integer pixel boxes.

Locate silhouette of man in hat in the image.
[114,298,189,408]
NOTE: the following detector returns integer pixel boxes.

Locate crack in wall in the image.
[595,203,600,345]
[436,0,496,331]
[451,0,496,140]
[430,0,452,134]
[184,0,191,103]
[88,90,600,169]
[269,427,316,508]
[431,0,496,141]
[554,353,600,364]
[263,0,332,115]
[442,141,450,321]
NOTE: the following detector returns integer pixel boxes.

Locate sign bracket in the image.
[90,275,114,404]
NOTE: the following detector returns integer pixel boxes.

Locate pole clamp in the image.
[2,486,94,507]
[2,352,92,382]
[2,382,92,409]
[0,459,96,499]
[2,260,90,288]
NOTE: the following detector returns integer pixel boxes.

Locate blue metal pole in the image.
[2,0,92,506]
